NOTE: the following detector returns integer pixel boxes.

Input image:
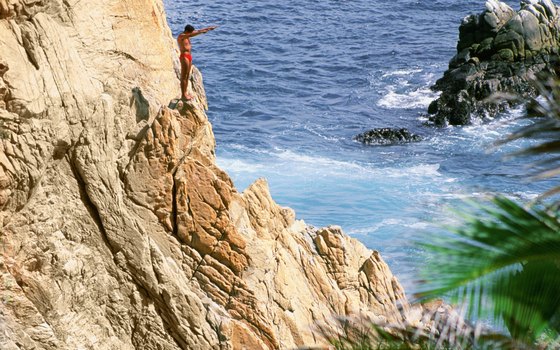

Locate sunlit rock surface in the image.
[0,0,413,348]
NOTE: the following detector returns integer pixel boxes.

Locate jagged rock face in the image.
[0,0,410,349]
[428,0,560,126]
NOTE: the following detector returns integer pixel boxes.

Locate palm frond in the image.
[416,196,560,343]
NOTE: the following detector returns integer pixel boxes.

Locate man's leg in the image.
[180,57,193,100]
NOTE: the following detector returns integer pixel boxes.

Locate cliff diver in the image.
[177,24,217,101]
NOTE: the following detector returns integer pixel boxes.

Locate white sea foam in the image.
[377,88,440,109]
[425,107,536,155]
[274,149,446,179]
[216,158,265,174]
[275,150,365,175]
[347,219,433,236]
[347,218,405,235]
[381,68,423,78]
[452,109,536,152]
[406,222,432,230]
[219,148,449,185]
[403,163,442,177]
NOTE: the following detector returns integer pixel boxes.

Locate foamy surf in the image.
[221,148,448,180]
[347,218,432,236]
[381,68,423,78]
[377,88,440,109]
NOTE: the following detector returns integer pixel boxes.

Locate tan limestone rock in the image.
[0,0,414,349]
[230,180,408,348]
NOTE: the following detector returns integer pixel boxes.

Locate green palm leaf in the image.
[416,196,560,344]
[414,75,560,348]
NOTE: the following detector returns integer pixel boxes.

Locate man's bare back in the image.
[178,25,217,101]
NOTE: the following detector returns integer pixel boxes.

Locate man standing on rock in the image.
[178,24,217,101]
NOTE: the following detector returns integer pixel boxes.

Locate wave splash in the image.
[374,68,440,109]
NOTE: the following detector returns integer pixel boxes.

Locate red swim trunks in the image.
[180,52,192,64]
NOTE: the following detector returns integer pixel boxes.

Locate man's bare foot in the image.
[181,95,194,101]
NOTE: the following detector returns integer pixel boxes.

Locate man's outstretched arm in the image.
[180,26,218,39]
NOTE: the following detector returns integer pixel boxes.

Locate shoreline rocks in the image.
[428,0,560,126]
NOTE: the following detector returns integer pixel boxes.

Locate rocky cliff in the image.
[0,0,412,349]
[428,0,560,126]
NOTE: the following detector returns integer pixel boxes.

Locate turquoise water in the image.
[164,0,553,292]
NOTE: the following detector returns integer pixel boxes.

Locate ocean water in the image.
[163,0,554,292]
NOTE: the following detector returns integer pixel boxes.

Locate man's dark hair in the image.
[184,24,195,33]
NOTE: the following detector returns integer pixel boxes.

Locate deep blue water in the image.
[164,0,554,292]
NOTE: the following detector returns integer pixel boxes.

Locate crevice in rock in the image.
[130,276,189,350]
[144,241,206,348]
[0,154,112,346]
[170,137,195,175]
[358,260,389,309]
[188,224,232,284]
[298,251,339,313]
[171,175,178,237]
[185,183,196,230]
[0,61,8,84]
[0,63,13,113]
[67,154,112,252]
[188,247,213,284]
[21,28,39,70]
[168,143,195,238]
[109,49,140,62]
[68,150,195,349]
[224,280,238,310]
[212,319,228,350]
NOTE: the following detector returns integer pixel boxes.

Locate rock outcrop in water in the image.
[428,0,560,126]
[354,128,422,145]
[0,0,417,348]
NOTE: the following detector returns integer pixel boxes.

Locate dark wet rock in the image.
[428,0,560,126]
[354,128,422,145]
